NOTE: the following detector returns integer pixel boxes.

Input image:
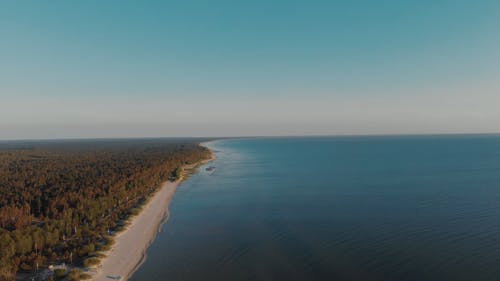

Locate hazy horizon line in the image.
[1,131,499,142]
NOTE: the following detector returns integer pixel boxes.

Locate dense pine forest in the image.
[0,139,211,280]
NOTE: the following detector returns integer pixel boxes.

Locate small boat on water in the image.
[205,166,216,172]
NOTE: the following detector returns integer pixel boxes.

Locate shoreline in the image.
[91,149,215,281]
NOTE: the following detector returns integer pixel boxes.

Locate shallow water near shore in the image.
[130,135,500,281]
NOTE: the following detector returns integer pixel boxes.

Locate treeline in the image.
[0,139,211,280]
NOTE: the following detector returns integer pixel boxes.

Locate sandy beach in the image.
[91,179,180,281]
[91,152,215,281]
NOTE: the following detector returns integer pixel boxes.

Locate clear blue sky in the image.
[1,0,500,139]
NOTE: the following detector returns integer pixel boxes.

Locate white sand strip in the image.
[91,179,181,281]
[91,152,215,281]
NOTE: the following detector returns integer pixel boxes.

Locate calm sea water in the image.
[130,135,500,281]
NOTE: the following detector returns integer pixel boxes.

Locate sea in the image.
[130,135,500,281]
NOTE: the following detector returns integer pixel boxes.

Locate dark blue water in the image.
[130,135,500,281]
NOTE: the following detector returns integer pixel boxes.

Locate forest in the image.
[0,139,211,280]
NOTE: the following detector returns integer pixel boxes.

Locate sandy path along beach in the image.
[91,179,181,281]
[91,152,215,281]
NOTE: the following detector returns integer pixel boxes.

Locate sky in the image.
[1,0,500,139]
